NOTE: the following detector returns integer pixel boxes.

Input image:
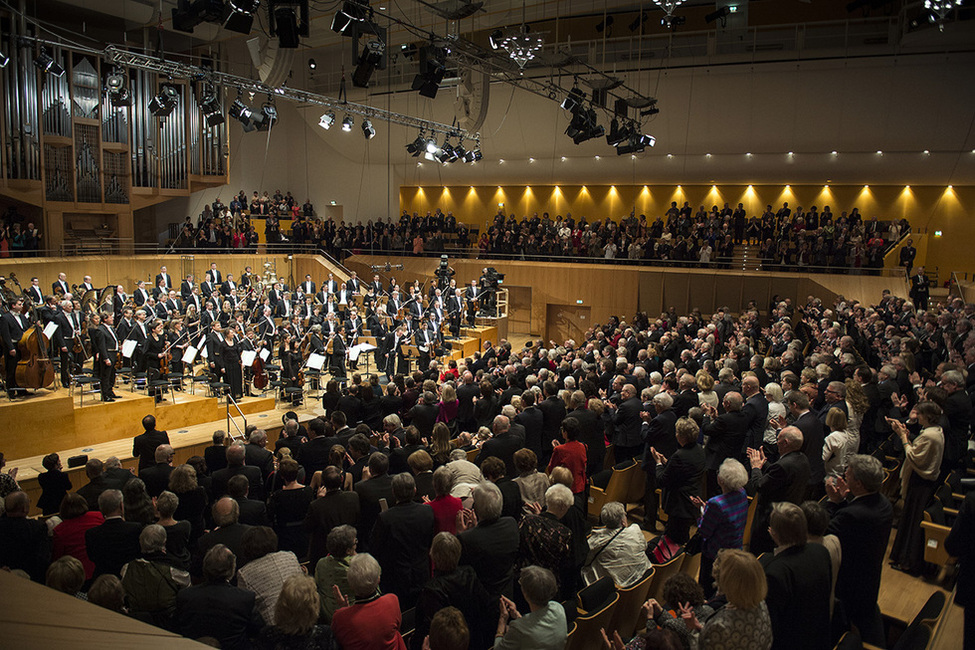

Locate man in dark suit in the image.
[295,418,334,477]
[941,370,972,475]
[642,392,677,532]
[299,274,316,297]
[760,502,832,650]
[672,374,699,418]
[740,376,769,452]
[211,444,265,501]
[946,490,975,650]
[777,390,826,500]
[0,491,50,582]
[76,458,111,511]
[612,383,644,463]
[456,372,480,432]
[177,544,263,648]
[227,475,269,526]
[515,390,545,463]
[0,298,29,399]
[103,457,136,489]
[746,426,811,555]
[85,489,143,577]
[825,454,894,646]
[476,415,524,479]
[180,274,195,302]
[407,391,440,439]
[370,473,436,610]
[653,417,705,544]
[702,392,749,497]
[139,444,175,498]
[205,262,222,286]
[354,453,394,552]
[193,497,253,577]
[132,414,170,472]
[536,381,566,464]
[304,467,360,566]
[456,481,520,600]
[244,429,275,481]
[566,390,603,476]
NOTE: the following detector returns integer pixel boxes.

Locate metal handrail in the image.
[226,393,247,443]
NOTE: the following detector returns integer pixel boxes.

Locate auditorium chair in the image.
[876,590,947,650]
[646,552,685,602]
[919,518,957,587]
[587,462,639,522]
[606,567,654,641]
[833,630,863,650]
[741,496,758,550]
[576,575,616,615]
[679,551,701,582]
[565,592,618,650]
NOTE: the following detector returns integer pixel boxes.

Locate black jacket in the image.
[703,411,749,470]
[614,396,645,449]
[139,462,174,498]
[825,491,894,619]
[476,432,524,478]
[458,516,520,599]
[537,396,567,449]
[211,465,265,501]
[0,516,51,581]
[371,501,436,609]
[354,474,394,552]
[85,517,143,577]
[132,429,171,471]
[749,451,811,555]
[946,491,975,607]
[760,544,833,650]
[794,411,826,486]
[413,566,493,650]
[175,582,263,650]
[656,442,705,520]
[304,490,360,567]
[566,407,603,475]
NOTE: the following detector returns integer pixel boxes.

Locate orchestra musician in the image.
[465,280,479,326]
[414,319,434,372]
[1,298,29,399]
[145,321,168,403]
[113,285,126,318]
[80,276,95,293]
[180,274,195,302]
[186,286,203,315]
[201,276,216,300]
[205,322,224,378]
[133,281,150,307]
[448,288,464,338]
[95,311,120,402]
[205,262,222,285]
[385,323,408,378]
[152,279,169,301]
[276,291,295,319]
[27,277,44,304]
[257,307,277,345]
[279,333,303,405]
[369,274,383,295]
[53,273,70,297]
[219,326,244,400]
[155,266,173,290]
[323,274,339,295]
[54,299,79,387]
[300,274,316,296]
[329,325,348,380]
[168,319,187,377]
[128,309,150,372]
[346,272,361,295]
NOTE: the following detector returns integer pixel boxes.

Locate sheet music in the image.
[121,339,137,359]
[241,350,257,366]
[42,321,59,339]
[259,348,271,362]
[306,353,326,370]
[200,346,208,359]
[182,346,198,363]
[348,343,377,362]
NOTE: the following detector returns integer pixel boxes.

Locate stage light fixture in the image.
[605,119,635,147]
[423,137,440,161]
[223,0,259,34]
[106,70,132,107]
[488,29,504,49]
[352,40,385,88]
[705,6,731,24]
[34,47,65,77]
[332,0,368,35]
[561,87,585,113]
[273,6,301,47]
[0,51,8,68]
[230,98,265,132]
[258,103,278,130]
[308,58,317,70]
[361,119,376,139]
[149,85,180,117]
[406,133,426,156]
[411,45,447,99]
[319,110,336,129]
[342,115,354,131]
[565,106,603,145]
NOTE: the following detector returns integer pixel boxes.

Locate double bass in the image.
[16,321,56,390]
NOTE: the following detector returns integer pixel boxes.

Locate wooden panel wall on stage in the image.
[346,255,902,335]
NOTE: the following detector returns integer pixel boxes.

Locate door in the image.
[506,285,532,335]
[546,304,591,347]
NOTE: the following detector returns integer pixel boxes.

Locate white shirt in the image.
[582,524,652,589]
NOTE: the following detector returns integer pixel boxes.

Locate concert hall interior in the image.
[0,0,974,649]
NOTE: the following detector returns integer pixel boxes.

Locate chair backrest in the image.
[891,622,932,650]
[680,552,702,581]
[577,575,616,615]
[648,552,686,602]
[607,568,655,641]
[624,461,646,504]
[465,448,479,463]
[920,521,954,567]
[832,629,863,650]
[565,593,620,650]
[909,590,947,629]
[741,496,757,549]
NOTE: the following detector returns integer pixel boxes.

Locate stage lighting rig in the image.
[361,119,376,139]
[149,85,180,117]
[319,110,336,129]
[33,47,65,77]
[106,70,132,107]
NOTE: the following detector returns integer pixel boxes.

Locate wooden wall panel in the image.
[688,273,716,313]
[662,274,691,316]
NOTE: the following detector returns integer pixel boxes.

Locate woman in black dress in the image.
[219,326,244,400]
[267,458,315,559]
[279,334,304,406]
[145,321,167,403]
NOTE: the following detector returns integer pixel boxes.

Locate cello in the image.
[16,320,56,390]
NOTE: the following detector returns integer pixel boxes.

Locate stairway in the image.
[732,244,762,272]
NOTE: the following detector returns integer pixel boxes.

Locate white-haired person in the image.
[688,458,750,597]
[582,501,652,589]
[331,552,407,650]
[494,565,567,650]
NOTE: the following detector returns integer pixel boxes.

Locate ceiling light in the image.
[876,150,883,155]
[361,118,376,139]
[308,58,317,70]
[923,150,930,154]
[831,150,838,155]
[319,110,335,129]
[352,40,384,88]
[342,115,354,131]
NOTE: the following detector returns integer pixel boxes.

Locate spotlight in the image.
[488,29,504,49]
[629,11,648,32]
[705,6,731,24]
[319,110,335,129]
[565,107,603,145]
[149,85,180,117]
[616,133,654,155]
[272,5,301,48]
[401,43,418,59]
[406,133,426,156]
[223,0,259,34]
[342,115,354,131]
[453,142,467,161]
[258,103,278,130]
[595,15,614,33]
[230,98,265,132]
[34,48,65,77]
[332,0,368,35]
[423,137,440,161]
[106,71,132,107]
[361,119,376,139]
[352,40,385,88]
[605,119,634,147]
[661,14,686,29]
[411,45,446,99]
[200,88,224,126]
[561,87,586,112]
[308,58,317,70]
[0,51,8,68]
